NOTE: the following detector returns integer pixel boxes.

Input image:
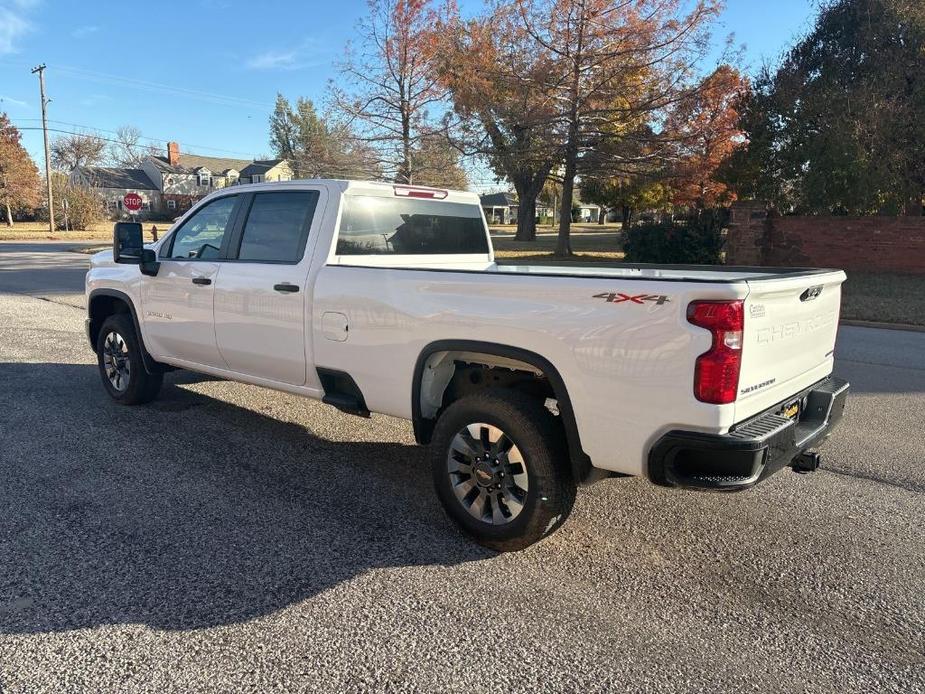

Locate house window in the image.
[251,174,264,183]
[167,199,177,211]
[198,172,211,187]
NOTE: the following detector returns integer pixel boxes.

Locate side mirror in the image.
[113,222,144,263]
[140,248,160,277]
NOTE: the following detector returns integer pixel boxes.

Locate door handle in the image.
[274,283,300,293]
[192,277,212,285]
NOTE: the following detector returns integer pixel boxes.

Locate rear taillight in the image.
[687,300,744,404]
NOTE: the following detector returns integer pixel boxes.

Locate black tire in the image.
[96,314,163,405]
[430,390,576,552]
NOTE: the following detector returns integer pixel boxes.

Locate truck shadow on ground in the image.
[0,362,491,635]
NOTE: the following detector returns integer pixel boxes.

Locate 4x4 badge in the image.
[593,292,671,306]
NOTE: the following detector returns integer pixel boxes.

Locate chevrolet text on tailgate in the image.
[85,180,849,551]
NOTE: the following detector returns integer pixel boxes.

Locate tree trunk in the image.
[514,197,537,242]
[903,193,923,216]
[556,83,580,256]
[556,154,577,257]
[512,175,545,242]
[4,202,12,227]
[597,207,606,224]
[398,99,412,184]
[621,206,633,231]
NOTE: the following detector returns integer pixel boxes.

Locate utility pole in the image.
[31,64,54,233]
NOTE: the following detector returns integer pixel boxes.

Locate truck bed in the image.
[495,262,841,283]
[336,257,840,283]
[315,258,846,477]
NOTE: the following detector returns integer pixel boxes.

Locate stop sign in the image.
[123,192,143,212]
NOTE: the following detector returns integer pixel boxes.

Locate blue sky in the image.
[1,0,819,185]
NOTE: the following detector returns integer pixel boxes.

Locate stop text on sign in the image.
[123,193,143,212]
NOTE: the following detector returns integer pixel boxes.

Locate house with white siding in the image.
[480,191,555,225]
[69,167,161,219]
[72,141,291,218]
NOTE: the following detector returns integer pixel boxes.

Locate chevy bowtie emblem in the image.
[593,292,671,306]
[800,285,823,302]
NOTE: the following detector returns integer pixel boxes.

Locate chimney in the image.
[167,141,180,166]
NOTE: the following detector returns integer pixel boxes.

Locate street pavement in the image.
[0,242,922,693]
[0,242,97,308]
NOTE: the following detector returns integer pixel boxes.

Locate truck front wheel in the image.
[96,314,163,405]
[430,391,576,551]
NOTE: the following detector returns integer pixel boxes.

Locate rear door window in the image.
[235,191,319,263]
[336,196,489,255]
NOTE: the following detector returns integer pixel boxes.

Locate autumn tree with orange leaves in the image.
[331,0,461,185]
[436,3,559,240]
[517,0,721,255]
[0,113,41,227]
[668,65,747,209]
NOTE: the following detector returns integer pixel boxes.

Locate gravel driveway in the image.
[0,244,922,693]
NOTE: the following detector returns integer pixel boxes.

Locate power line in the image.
[13,120,517,179]
[14,126,260,162]
[12,118,259,157]
[0,60,276,112]
[17,126,146,149]
[50,64,275,111]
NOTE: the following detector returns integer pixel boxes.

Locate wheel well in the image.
[412,342,594,483]
[87,291,166,374]
[418,351,553,419]
[88,294,132,352]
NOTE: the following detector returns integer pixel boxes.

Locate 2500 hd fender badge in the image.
[593,292,671,306]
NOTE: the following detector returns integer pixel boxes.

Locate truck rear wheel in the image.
[96,314,162,405]
[430,390,576,552]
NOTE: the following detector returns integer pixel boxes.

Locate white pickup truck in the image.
[86,180,849,550]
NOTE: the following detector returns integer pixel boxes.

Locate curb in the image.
[840,319,925,333]
[68,246,108,255]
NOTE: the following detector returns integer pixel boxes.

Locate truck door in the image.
[212,189,322,386]
[141,194,241,368]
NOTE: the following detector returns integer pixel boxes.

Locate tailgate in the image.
[736,271,846,422]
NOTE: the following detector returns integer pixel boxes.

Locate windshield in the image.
[336,196,489,256]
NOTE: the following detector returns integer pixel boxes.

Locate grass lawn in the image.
[496,251,626,263]
[489,222,622,234]
[840,272,925,326]
[492,231,623,254]
[1,221,164,242]
[496,236,924,327]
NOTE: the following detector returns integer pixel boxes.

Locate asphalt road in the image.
[0,242,96,309]
[0,242,923,693]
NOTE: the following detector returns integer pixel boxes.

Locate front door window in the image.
[162,195,238,260]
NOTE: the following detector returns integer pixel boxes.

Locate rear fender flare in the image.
[411,339,594,483]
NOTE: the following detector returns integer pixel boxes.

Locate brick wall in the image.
[726,202,925,274]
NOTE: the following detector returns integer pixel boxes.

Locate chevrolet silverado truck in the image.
[85,180,849,551]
